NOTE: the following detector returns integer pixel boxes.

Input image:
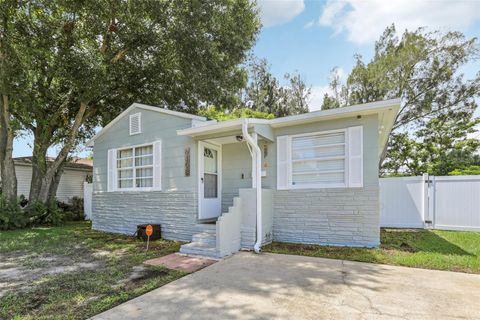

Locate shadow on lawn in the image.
[381,228,473,256]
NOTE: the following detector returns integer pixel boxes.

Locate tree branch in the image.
[48,102,88,174]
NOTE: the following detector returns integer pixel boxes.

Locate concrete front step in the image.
[179,242,219,259]
[195,223,216,233]
[182,223,221,258]
[192,232,216,246]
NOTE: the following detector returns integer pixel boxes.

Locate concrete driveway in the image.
[93,252,480,320]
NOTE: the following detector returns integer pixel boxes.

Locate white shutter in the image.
[129,113,141,135]
[107,149,117,192]
[347,126,363,188]
[277,135,291,190]
[153,140,162,190]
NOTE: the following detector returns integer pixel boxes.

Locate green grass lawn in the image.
[0,222,185,320]
[263,228,480,274]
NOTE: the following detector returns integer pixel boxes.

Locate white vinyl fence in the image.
[83,182,93,220]
[380,175,480,231]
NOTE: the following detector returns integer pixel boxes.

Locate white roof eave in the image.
[88,99,400,153]
[178,98,400,138]
[269,98,401,128]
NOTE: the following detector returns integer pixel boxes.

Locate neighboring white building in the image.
[3,157,93,203]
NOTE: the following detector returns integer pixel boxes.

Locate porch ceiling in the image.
[204,135,241,145]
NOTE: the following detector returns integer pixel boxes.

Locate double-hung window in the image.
[117,145,154,189]
[277,126,363,189]
[107,141,161,192]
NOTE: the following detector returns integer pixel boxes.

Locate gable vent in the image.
[129,113,141,135]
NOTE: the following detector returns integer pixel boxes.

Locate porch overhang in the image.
[177,119,274,142]
[177,98,401,157]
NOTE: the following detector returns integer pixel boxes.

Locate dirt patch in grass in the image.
[0,222,185,319]
[0,252,102,298]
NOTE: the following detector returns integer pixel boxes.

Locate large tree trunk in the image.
[30,102,88,204]
[46,162,64,203]
[0,94,17,201]
[29,129,49,202]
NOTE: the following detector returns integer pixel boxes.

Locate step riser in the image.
[179,247,218,258]
[187,199,242,258]
[194,229,216,237]
[192,238,216,246]
[192,232,217,242]
[195,224,217,232]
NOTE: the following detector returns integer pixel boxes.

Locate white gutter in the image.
[242,119,262,253]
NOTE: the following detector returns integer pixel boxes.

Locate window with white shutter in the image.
[347,126,363,187]
[129,113,141,135]
[277,126,363,190]
[107,149,117,192]
[277,135,291,190]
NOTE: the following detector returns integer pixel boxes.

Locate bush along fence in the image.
[380,174,480,231]
[0,194,85,230]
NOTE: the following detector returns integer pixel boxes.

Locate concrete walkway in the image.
[93,252,480,320]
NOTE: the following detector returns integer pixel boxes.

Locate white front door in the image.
[198,142,222,220]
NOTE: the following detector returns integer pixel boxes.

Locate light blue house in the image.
[87,99,400,258]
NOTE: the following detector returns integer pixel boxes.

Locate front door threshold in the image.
[197,218,217,224]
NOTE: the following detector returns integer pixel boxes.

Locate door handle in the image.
[201,177,204,183]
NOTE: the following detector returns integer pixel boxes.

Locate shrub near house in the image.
[0,194,86,230]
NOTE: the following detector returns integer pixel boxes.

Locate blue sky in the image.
[13,0,480,157]
[254,0,480,110]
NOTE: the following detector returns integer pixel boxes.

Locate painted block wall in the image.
[268,114,381,247]
[221,142,252,213]
[91,107,200,240]
[237,188,274,249]
[92,191,197,241]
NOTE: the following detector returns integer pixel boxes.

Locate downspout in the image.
[242,119,262,253]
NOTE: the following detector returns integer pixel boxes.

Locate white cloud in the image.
[308,67,346,111]
[257,0,305,28]
[304,19,315,29]
[319,0,480,44]
[308,85,332,111]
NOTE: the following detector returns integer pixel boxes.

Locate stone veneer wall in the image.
[272,186,380,247]
[92,191,198,241]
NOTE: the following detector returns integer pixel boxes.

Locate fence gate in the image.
[380,175,480,231]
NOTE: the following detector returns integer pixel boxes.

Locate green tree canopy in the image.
[383,112,480,176]
[449,165,480,176]
[242,57,310,117]
[321,25,480,175]
[199,105,274,121]
[1,0,260,203]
